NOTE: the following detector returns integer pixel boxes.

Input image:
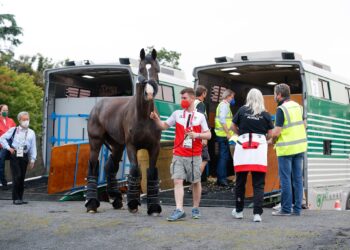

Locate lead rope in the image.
[191,139,194,182]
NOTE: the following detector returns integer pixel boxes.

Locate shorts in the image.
[170,155,202,183]
[201,145,210,161]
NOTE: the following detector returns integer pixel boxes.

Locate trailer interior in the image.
[48,67,134,99]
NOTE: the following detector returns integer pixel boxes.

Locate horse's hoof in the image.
[147,204,162,216]
[85,198,100,213]
[127,200,140,213]
[128,208,139,214]
[112,199,123,209]
[87,209,97,214]
[149,212,160,217]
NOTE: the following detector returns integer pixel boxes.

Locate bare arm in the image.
[231,123,239,135]
[271,126,282,144]
[150,111,170,130]
[266,129,273,140]
[222,124,231,139]
[187,129,211,140]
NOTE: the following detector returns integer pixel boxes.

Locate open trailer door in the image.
[193,51,305,198]
[48,143,90,194]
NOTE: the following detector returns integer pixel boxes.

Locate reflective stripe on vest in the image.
[275,101,307,156]
[214,101,233,137]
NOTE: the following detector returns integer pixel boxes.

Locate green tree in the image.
[146,46,181,69]
[0,66,43,134]
[0,14,23,50]
[7,53,55,88]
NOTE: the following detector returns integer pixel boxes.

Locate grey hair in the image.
[17,111,29,121]
[245,88,265,116]
[274,83,290,98]
[221,89,234,100]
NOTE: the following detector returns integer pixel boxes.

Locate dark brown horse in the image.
[85,48,162,215]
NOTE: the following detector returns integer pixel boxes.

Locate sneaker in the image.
[272,210,291,216]
[167,209,186,221]
[192,207,201,219]
[253,214,262,222]
[273,203,281,211]
[231,209,243,219]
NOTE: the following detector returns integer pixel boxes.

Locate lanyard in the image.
[183,110,195,129]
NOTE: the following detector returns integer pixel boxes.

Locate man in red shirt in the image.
[0,104,16,189]
[151,88,211,221]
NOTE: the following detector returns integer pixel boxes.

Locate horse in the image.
[85,48,162,215]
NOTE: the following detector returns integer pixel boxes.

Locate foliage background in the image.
[0,66,43,133]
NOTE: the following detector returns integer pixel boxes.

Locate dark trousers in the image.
[235,171,265,215]
[0,149,10,185]
[10,154,28,201]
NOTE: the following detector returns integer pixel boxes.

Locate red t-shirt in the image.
[0,117,16,148]
[166,110,209,157]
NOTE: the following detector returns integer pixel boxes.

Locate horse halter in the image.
[138,48,160,98]
[140,79,159,98]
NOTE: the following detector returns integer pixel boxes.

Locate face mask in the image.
[1,112,7,117]
[20,120,29,128]
[230,98,236,106]
[181,100,191,109]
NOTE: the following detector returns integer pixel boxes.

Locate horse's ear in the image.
[151,49,157,60]
[140,48,145,60]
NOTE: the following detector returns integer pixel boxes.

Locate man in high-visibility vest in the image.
[215,89,235,187]
[271,83,307,216]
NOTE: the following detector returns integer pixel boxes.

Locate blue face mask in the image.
[230,98,236,106]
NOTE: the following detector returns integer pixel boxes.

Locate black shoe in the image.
[13,200,23,205]
[217,180,229,187]
[13,200,28,205]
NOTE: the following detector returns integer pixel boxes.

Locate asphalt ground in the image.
[0,200,349,250]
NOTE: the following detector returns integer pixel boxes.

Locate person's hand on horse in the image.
[150,111,160,121]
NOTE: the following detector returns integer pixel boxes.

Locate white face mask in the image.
[20,120,29,128]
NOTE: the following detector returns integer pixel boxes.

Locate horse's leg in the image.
[126,143,141,213]
[85,137,103,213]
[105,144,124,209]
[147,143,162,215]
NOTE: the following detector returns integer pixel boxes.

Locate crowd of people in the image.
[151,83,306,222]
[0,105,37,205]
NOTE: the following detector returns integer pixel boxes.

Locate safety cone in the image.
[334,200,341,211]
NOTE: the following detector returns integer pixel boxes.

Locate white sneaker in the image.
[253,214,262,222]
[273,203,281,211]
[231,209,243,219]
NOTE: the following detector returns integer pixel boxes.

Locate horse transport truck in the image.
[193,50,350,210]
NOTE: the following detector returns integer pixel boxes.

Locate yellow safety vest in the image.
[275,101,307,156]
[215,101,233,137]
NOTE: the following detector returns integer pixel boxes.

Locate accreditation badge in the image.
[16,146,24,157]
[183,136,193,148]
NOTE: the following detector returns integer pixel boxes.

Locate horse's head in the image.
[138,48,160,101]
